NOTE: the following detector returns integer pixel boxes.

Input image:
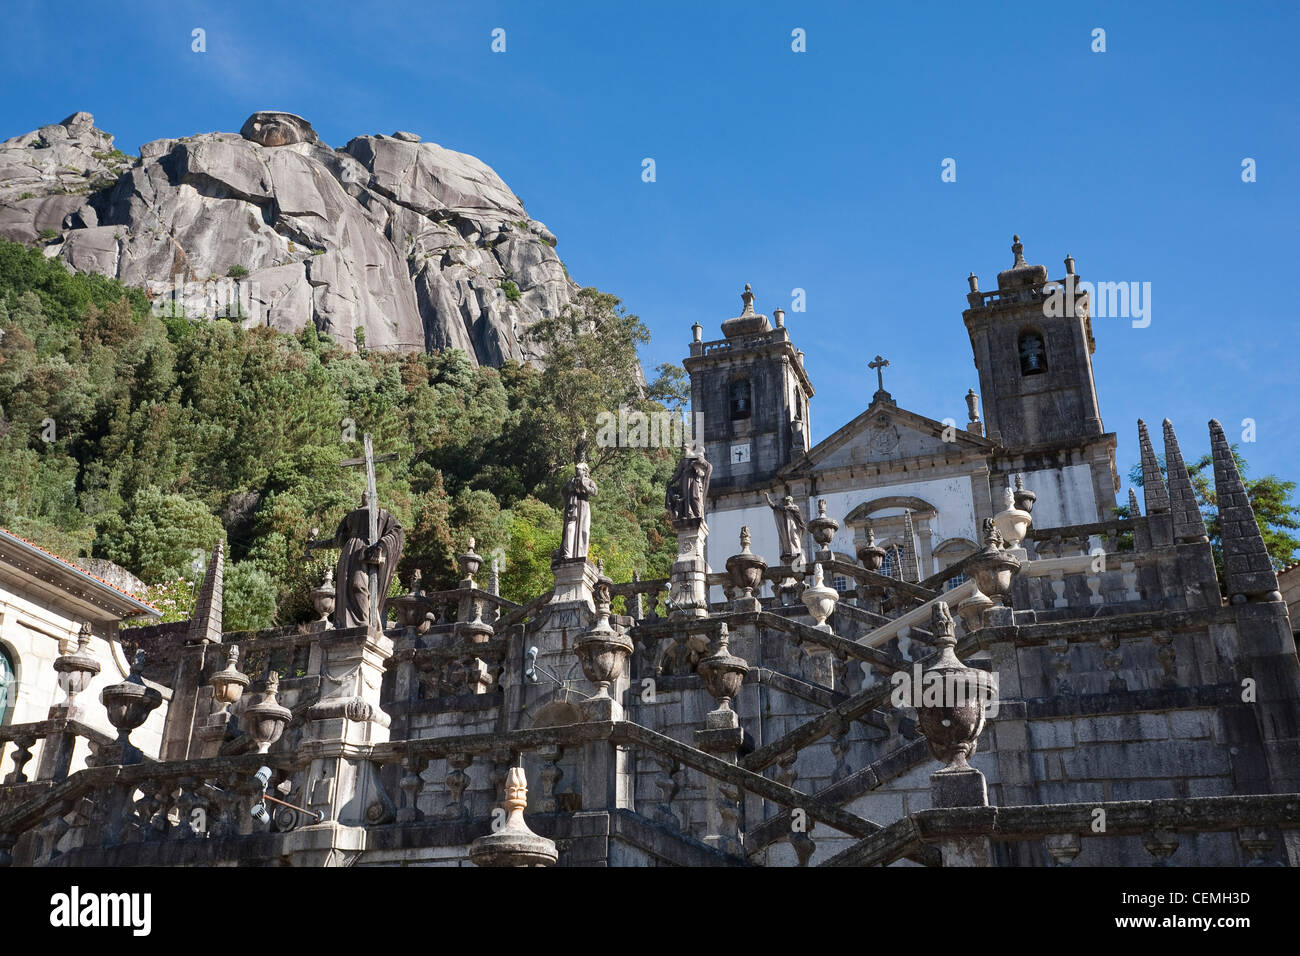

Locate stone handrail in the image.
[1,717,123,785]
[822,793,1300,867]
[1027,516,1146,557]
[0,752,294,866]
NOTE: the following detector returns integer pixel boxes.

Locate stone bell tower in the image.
[963,236,1104,449]
[683,285,814,494]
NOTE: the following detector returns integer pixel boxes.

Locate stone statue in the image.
[666,450,712,522]
[763,493,806,562]
[311,491,405,628]
[560,462,598,559]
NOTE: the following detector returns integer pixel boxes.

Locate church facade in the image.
[687,238,1118,589]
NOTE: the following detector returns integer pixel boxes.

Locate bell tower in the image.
[683,285,814,494]
[963,236,1104,449]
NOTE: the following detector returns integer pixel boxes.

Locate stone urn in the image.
[966,519,1021,606]
[800,562,839,632]
[53,622,100,716]
[955,588,995,632]
[696,623,749,718]
[210,644,250,718]
[469,766,558,867]
[574,593,634,700]
[1013,473,1037,515]
[725,526,767,607]
[311,566,336,626]
[807,498,839,555]
[992,485,1032,549]
[99,650,162,765]
[244,671,292,754]
[390,569,432,631]
[456,602,494,644]
[856,525,886,572]
[458,537,483,587]
[914,602,997,771]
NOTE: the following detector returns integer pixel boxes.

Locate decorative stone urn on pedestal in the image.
[966,519,1021,607]
[807,498,839,559]
[390,569,434,633]
[992,485,1033,550]
[469,766,558,867]
[311,566,336,627]
[53,622,100,718]
[801,563,839,633]
[573,587,633,719]
[696,623,749,729]
[1013,473,1036,515]
[99,650,162,765]
[855,525,887,610]
[244,671,292,754]
[725,526,767,611]
[458,537,483,589]
[210,644,250,719]
[914,602,997,808]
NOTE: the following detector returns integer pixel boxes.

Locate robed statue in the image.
[666,449,712,522]
[764,492,806,563]
[559,462,598,559]
[309,491,404,628]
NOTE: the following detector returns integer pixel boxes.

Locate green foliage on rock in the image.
[0,239,686,627]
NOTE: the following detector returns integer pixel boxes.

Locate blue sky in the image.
[3,0,1298,499]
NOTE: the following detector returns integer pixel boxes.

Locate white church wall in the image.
[0,581,168,774]
[1013,463,1098,529]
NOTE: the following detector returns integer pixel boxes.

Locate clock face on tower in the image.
[730,442,751,464]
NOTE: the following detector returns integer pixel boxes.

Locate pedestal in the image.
[695,711,745,855]
[669,519,710,618]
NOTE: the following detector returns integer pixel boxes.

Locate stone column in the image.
[669,517,710,617]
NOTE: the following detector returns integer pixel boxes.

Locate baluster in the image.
[443,752,471,820]
[649,754,681,830]
[1238,829,1278,866]
[490,750,512,807]
[172,776,200,840]
[4,734,36,784]
[397,754,427,824]
[538,744,564,812]
[631,572,644,620]
[1044,832,1081,866]
[1049,569,1068,608]
[1141,829,1178,865]
[1121,560,1140,601]
[776,750,815,866]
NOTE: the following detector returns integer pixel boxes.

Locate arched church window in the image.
[1018,330,1047,376]
[0,645,16,725]
[730,378,751,420]
[880,545,903,580]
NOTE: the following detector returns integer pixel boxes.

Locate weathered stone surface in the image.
[0,111,580,365]
[239,111,319,147]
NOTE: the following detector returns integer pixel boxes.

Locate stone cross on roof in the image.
[869,355,893,405]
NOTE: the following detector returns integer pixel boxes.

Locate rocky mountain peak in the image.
[0,111,578,366]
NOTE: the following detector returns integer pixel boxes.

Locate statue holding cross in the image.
[306,434,405,629]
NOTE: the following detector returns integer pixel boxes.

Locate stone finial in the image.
[1163,419,1208,544]
[691,321,703,343]
[741,284,754,315]
[967,273,978,293]
[468,765,557,867]
[773,307,785,328]
[965,388,980,423]
[740,526,752,551]
[1128,487,1142,517]
[1209,419,1281,603]
[1137,419,1171,515]
[1064,253,1076,275]
[1011,234,1026,267]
